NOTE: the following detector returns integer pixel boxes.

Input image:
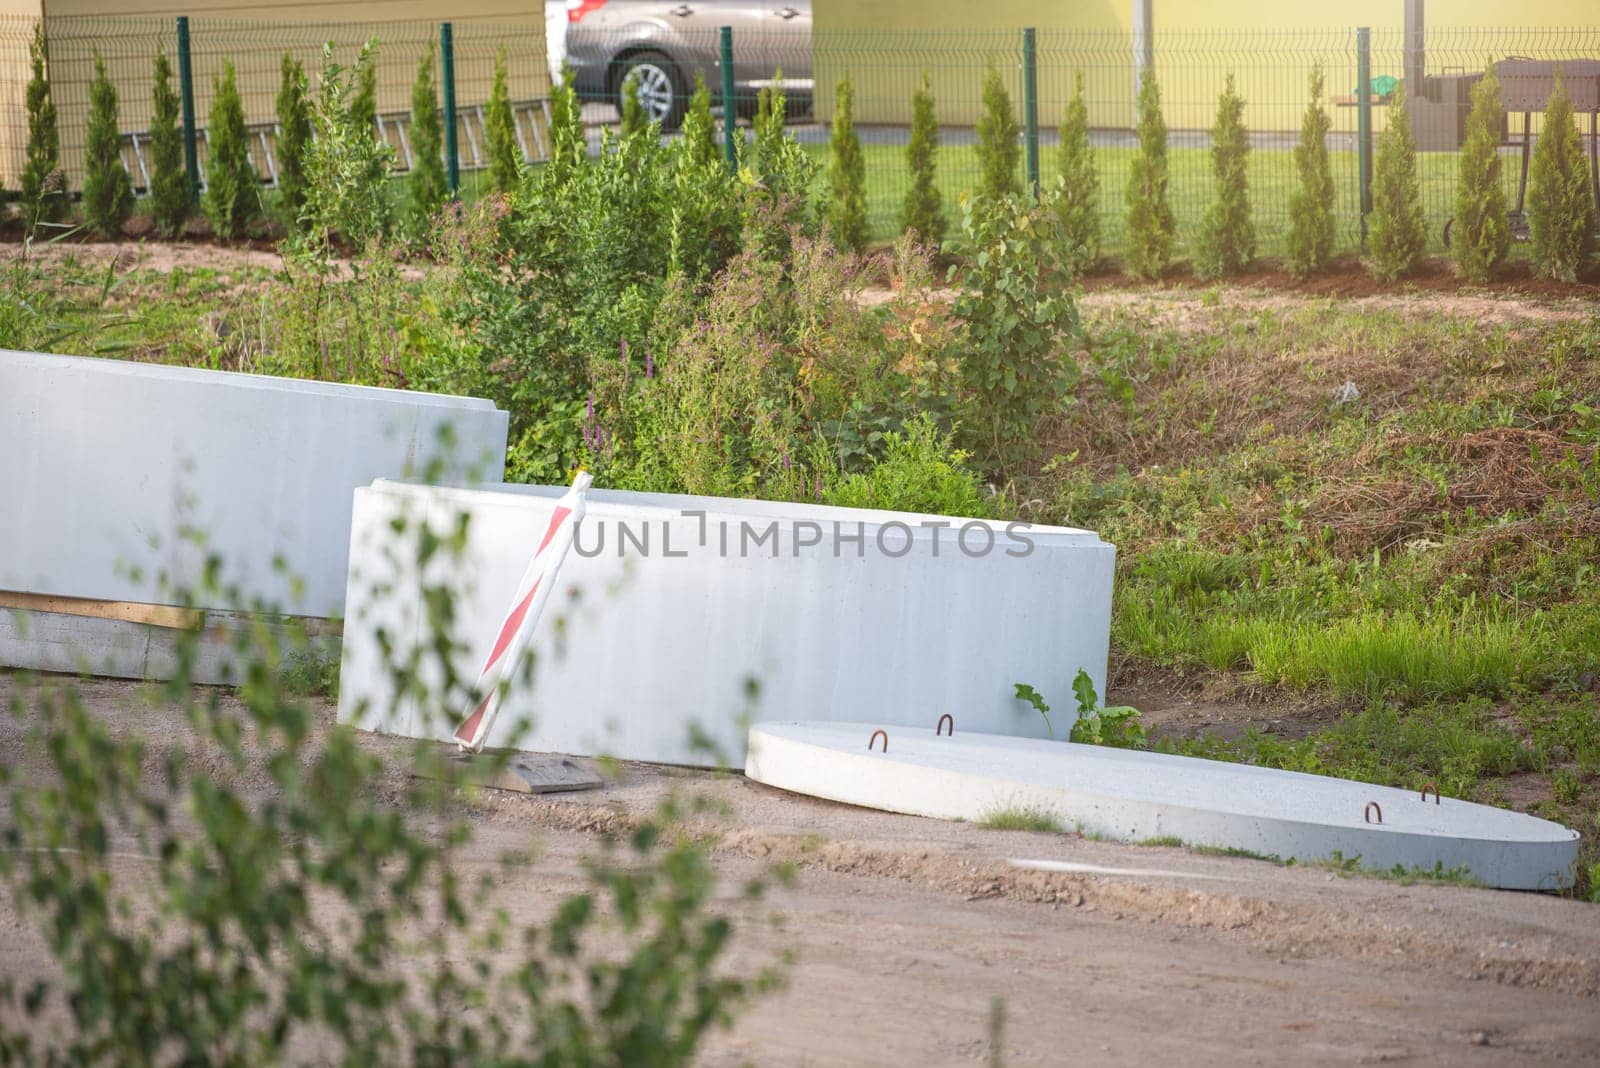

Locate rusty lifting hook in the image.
[868,729,889,753]
[936,714,954,737]
[1364,801,1383,825]
[1420,781,1440,805]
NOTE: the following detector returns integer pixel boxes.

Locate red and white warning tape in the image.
[453,470,593,752]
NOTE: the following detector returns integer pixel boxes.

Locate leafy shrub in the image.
[1286,67,1335,279]
[1528,75,1596,282]
[300,42,392,248]
[1367,82,1427,281]
[899,73,945,247]
[1453,64,1510,282]
[1124,69,1174,280]
[202,60,260,240]
[0,522,782,1063]
[737,76,821,261]
[148,48,189,238]
[1194,73,1254,280]
[81,50,133,237]
[486,47,519,194]
[547,64,585,180]
[975,63,1021,201]
[407,49,449,231]
[20,24,65,233]
[825,72,869,252]
[274,54,312,231]
[349,43,378,134]
[1053,71,1098,275]
[953,189,1080,473]
[825,415,989,517]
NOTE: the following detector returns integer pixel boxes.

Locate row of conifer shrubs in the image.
[819,63,1596,284]
[15,19,1597,285]
[11,25,514,243]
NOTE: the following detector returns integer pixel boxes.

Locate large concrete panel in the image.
[745,722,1582,891]
[337,480,1116,766]
[0,350,508,619]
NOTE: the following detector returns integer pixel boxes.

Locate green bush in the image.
[297,42,392,247]
[1194,74,1254,280]
[349,43,377,136]
[486,48,519,194]
[81,50,134,238]
[407,49,449,230]
[1367,82,1427,281]
[620,69,647,138]
[738,75,821,260]
[1124,69,1174,281]
[824,72,868,252]
[148,48,189,238]
[899,72,945,248]
[202,60,260,240]
[1453,64,1510,282]
[0,524,782,1064]
[975,63,1021,201]
[1053,71,1098,275]
[274,54,312,231]
[954,189,1080,474]
[1286,68,1335,279]
[825,414,990,517]
[1528,75,1596,283]
[20,24,65,233]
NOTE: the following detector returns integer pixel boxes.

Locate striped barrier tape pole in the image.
[453,470,593,753]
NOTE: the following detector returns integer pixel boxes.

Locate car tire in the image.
[615,51,686,131]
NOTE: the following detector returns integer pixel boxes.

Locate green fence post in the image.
[176,15,199,204]
[1357,25,1373,242]
[1023,27,1040,197]
[441,22,460,196]
[720,26,737,171]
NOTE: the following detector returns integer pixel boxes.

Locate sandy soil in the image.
[1,674,1596,1065]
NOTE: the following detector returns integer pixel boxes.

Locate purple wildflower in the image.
[645,351,655,379]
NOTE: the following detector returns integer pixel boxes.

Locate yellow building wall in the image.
[3,0,547,188]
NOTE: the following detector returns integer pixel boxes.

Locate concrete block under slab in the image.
[744,722,1581,891]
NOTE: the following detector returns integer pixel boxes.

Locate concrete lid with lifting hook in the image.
[744,721,1581,891]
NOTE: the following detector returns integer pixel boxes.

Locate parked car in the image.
[563,0,812,129]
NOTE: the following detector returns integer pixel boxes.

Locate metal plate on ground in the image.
[745,721,1581,891]
[436,753,606,795]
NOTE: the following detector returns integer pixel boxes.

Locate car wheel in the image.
[617,51,685,131]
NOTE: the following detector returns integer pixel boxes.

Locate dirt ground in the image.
[1,674,1596,1065]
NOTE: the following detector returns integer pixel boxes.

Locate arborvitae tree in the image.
[1053,71,1098,275]
[21,24,65,231]
[202,60,260,239]
[275,54,312,230]
[1527,74,1595,283]
[1124,68,1173,280]
[148,48,189,237]
[408,50,448,227]
[620,70,646,138]
[975,62,1021,200]
[82,50,134,237]
[899,72,945,247]
[1195,73,1253,280]
[1453,64,1510,282]
[1367,81,1427,281]
[824,72,868,251]
[1286,67,1335,279]
[681,71,720,171]
[350,47,378,138]
[543,65,585,186]
[486,48,519,194]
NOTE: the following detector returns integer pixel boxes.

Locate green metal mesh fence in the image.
[6,12,1600,266]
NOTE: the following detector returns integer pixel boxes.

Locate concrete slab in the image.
[337,480,1116,765]
[744,721,1582,891]
[0,349,508,620]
